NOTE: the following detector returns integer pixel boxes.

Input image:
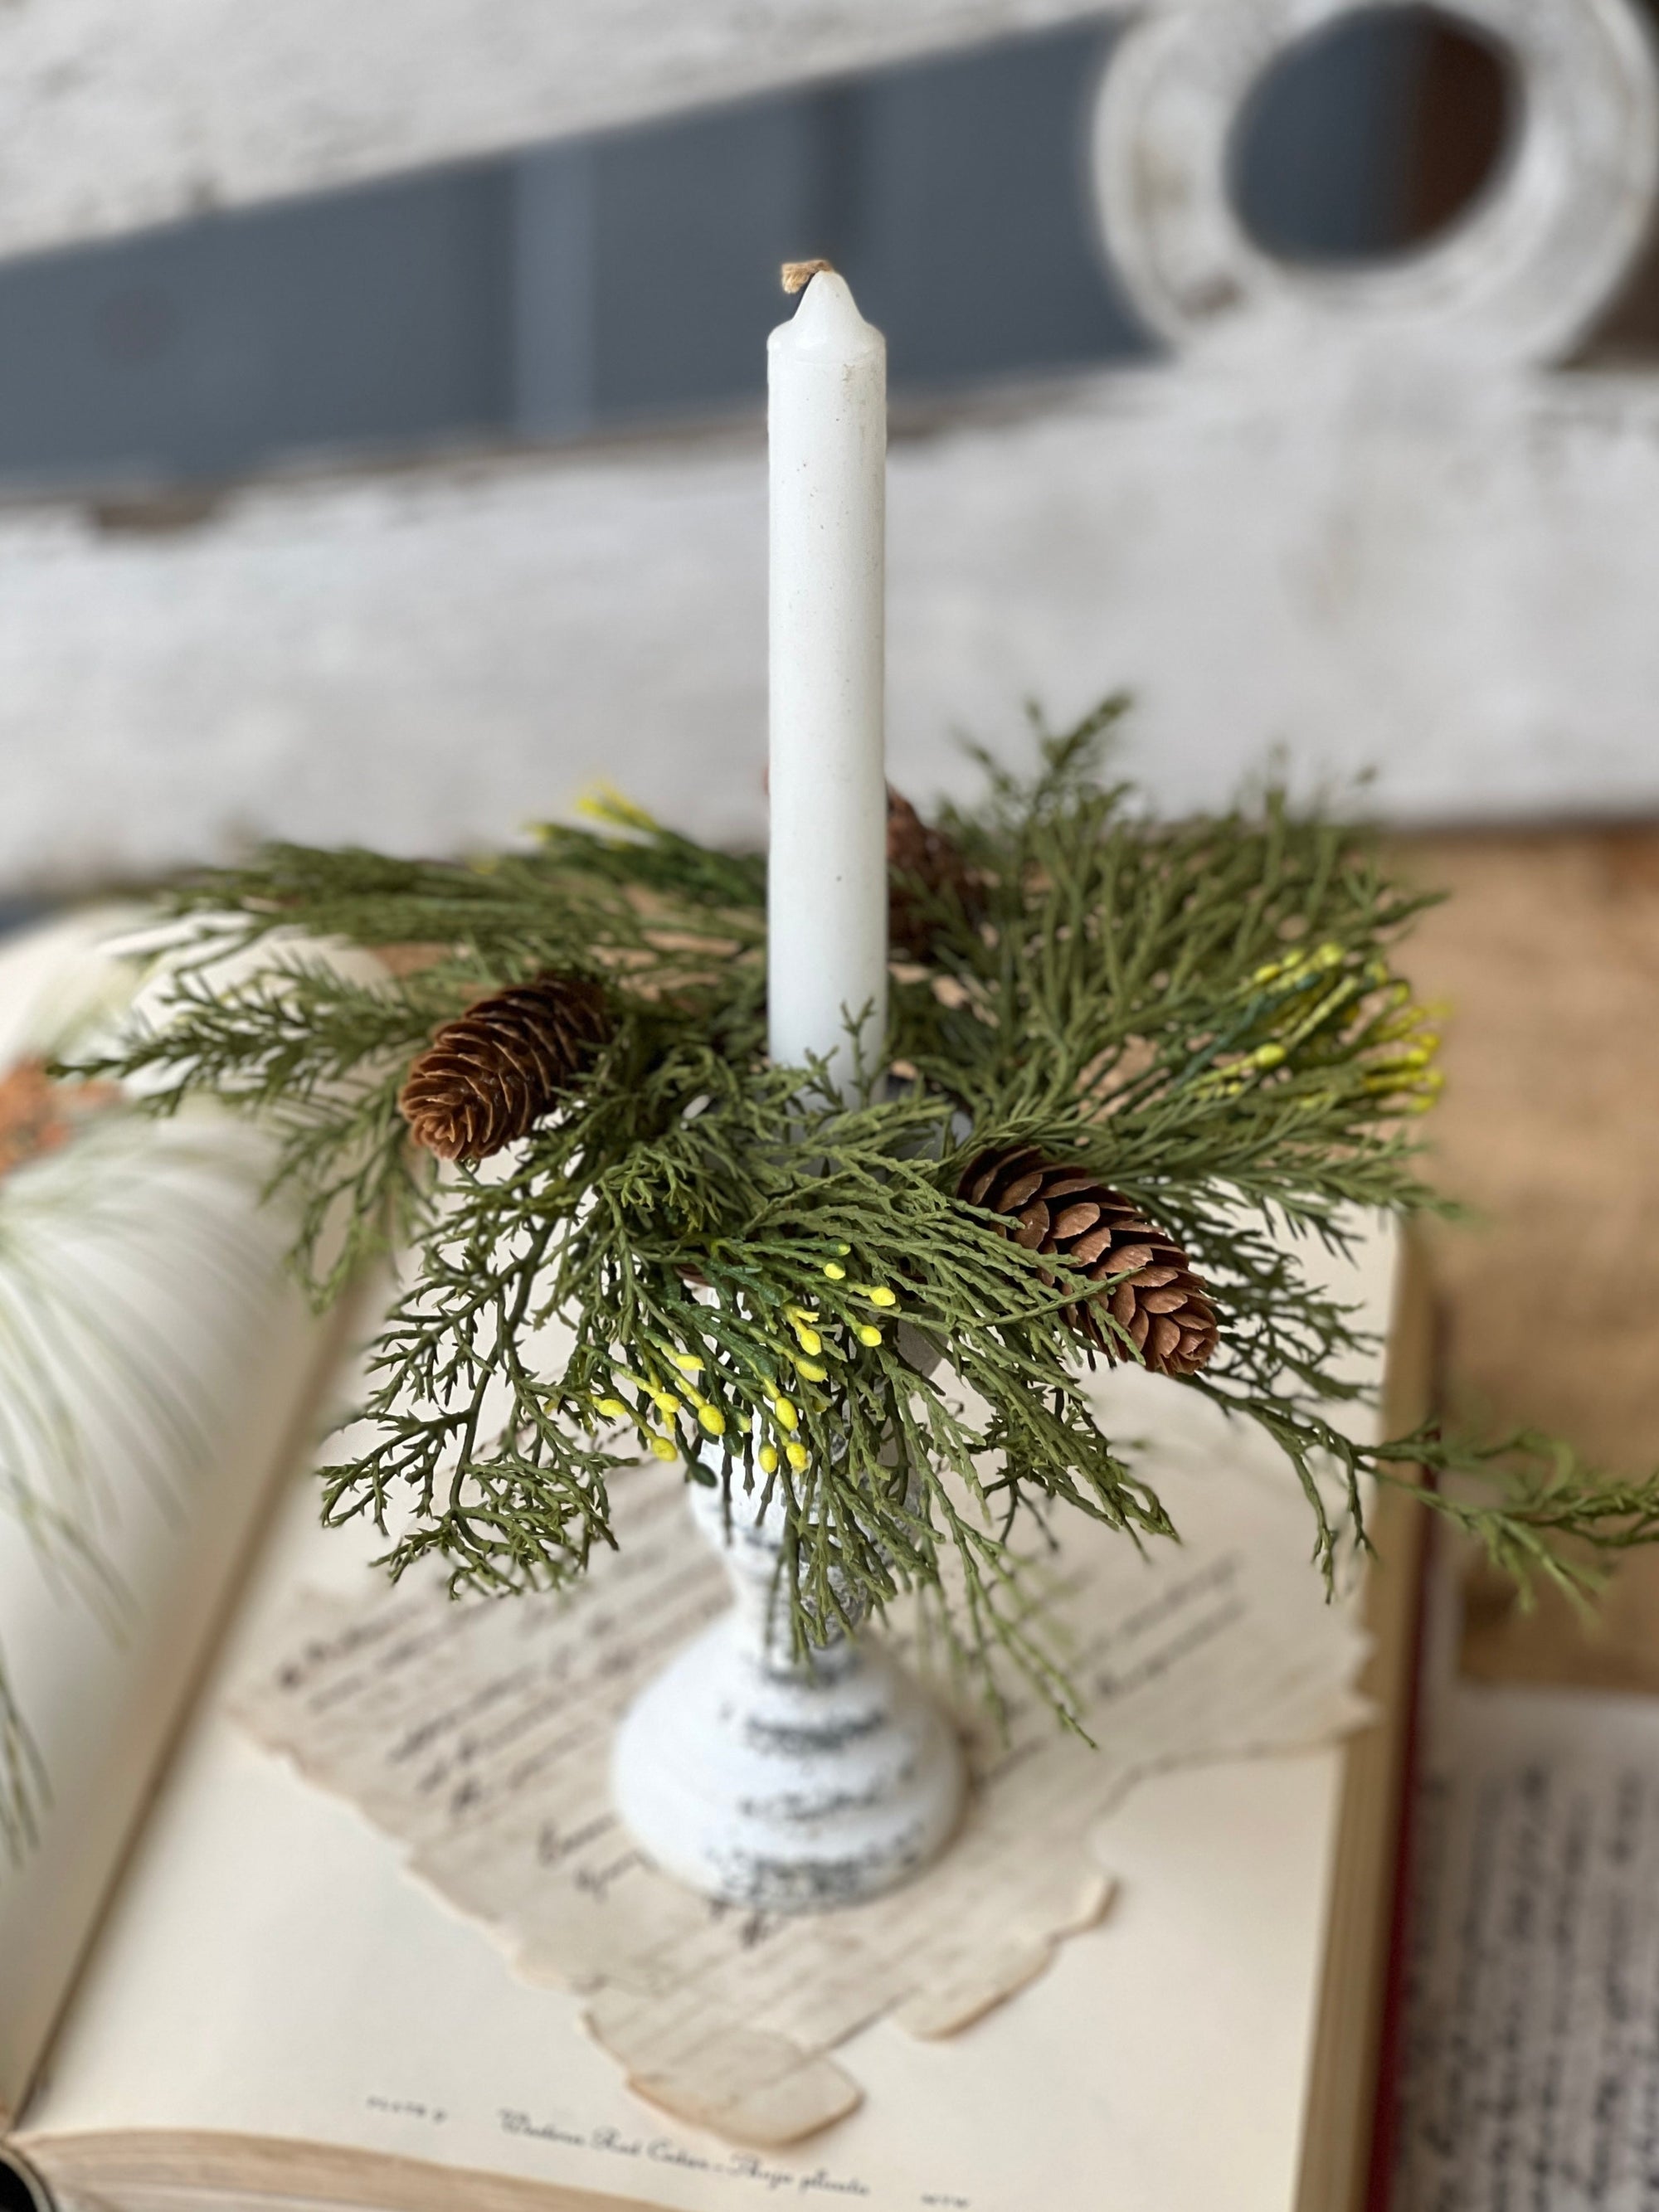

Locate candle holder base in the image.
[612,1472,966,1913]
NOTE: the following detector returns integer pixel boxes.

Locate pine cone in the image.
[400,975,611,1162]
[958,1147,1219,1377]
[888,787,983,960]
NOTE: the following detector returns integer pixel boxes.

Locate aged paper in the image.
[1393,1586,1659,2212]
[0,912,334,2125]
[235,1368,1373,2146]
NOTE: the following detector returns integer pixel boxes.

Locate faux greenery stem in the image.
[65,704,1659,1724]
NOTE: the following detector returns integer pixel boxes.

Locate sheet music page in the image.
[226,1390,1374,2144]
[1393,1575,1659,2212]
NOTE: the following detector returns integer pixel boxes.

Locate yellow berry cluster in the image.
[1189,941,1444,1113]
[581,1245,903,1476]
[1359,986,1445,1114]
[752,1266,898,1473]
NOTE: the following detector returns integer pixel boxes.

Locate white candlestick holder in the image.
[611,1437,967,1913]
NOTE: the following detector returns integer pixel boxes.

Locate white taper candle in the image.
[767,267,888,1102]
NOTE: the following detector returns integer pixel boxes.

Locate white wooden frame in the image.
[3,0,1659,887]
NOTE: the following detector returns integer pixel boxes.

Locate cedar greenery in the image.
[66,702,1659,1724]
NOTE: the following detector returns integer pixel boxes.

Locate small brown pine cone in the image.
[957,1146,1219,1377]
[400,975,611,1162]
[888,787,984,960]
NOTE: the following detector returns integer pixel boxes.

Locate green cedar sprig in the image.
[64,702,1659,1720]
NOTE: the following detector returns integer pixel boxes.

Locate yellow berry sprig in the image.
[575,1249,905,1484]
[1185,942,1444,1114]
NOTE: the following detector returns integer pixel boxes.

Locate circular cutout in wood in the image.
[1092,0,1659,364]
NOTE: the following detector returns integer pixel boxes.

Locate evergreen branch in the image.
[63,701,1654,1730]
[1378,1430,1659,1602]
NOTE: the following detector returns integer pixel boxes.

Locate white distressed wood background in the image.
[0,1,1121,262]
[2,0,1658,886]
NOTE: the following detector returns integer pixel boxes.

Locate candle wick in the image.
[781,258,835,296]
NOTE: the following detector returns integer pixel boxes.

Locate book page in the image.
[1390,1566,1659,2210]
[0,914,338,2122]
[20,1218,1399,2212]
[221,1417,1373,2147]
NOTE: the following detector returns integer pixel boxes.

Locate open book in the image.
[0,916,1431,2212]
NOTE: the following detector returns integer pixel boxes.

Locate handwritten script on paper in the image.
[1392,1675,1659,2212]
[234,1383,1370,2146]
